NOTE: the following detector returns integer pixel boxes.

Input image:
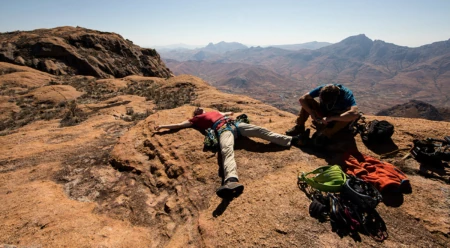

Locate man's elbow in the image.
[181,122,192,128]
[348,107,360,120]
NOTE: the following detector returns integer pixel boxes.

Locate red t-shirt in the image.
[189,111,225,130]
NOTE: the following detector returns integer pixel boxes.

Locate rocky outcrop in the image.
[376,100,444,121]
[437,106,450,121]
[0,26,173,78]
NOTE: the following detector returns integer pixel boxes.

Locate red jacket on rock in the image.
[343,153,411,194]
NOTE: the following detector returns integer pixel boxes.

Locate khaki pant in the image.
[296,98,350,138]
[219,123,292,182]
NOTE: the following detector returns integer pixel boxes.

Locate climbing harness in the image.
[203,114,251,153]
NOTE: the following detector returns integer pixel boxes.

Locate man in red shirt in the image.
[156,107,303,199]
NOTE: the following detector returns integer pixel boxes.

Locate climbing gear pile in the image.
[410,136,450,165]
[298,167,388,242]
[341,175,383,211]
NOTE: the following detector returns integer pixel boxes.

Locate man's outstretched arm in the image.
[155,120,192,131]
[220,112,234,117]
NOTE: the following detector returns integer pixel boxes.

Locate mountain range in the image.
[159,40,332,61]
[162,35,450,116]
[157,41,332,53]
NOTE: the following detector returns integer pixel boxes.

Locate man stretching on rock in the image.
[286,84,360,144]
[155,107,304,199]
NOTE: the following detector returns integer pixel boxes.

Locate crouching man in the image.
[286,84,360,142]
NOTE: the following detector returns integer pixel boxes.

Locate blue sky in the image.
[1,0,449,48]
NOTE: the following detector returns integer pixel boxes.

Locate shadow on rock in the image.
[294,130,360,165]
[363,138,399,155]
[234,136,291,153]
[212,198,232,217]
[381,192,405,207]
[153,129,183,136]
[418,162,450,183]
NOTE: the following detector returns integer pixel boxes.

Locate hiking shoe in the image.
[311,132,330,148]
[291,129,311,147]
[216,179,244,199]
[286,125,305,136]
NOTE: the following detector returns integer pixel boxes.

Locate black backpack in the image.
[360,120,394,143]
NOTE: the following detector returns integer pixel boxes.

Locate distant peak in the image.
[347,34,370,40]
[200,42,248,54]
[340,34,373,45]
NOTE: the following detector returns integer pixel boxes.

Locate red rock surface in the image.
[0,62,449,247]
